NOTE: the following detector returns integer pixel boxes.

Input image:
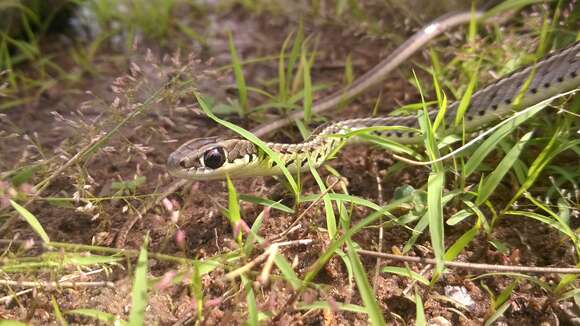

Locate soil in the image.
[0,1,578,325]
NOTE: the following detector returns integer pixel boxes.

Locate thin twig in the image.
[0,288,34,305]
[357,249,580,274]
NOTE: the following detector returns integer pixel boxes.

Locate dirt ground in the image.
[1,1,579,325]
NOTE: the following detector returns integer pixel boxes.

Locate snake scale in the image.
[167,40,580,180]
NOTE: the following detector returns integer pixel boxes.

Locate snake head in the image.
[167,137,259,180]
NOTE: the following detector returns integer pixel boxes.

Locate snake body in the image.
[168,41,580,180]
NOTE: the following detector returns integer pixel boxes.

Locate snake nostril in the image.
[179,160,187,169]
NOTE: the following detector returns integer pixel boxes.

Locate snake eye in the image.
[203,147,226,169]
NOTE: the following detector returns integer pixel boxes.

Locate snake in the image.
[167,39,580,180]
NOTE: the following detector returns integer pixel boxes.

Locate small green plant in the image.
[228,30,249,116]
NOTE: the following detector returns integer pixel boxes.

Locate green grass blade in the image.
[363,134,421,158]
[403,216,431,253]
[240,194,294,213]
[10,200,50,243]
[286,83,330,105]
[65,254,123,266]
[344,53,354,85]
[190,261,204,321]
[556,288,580,302]
[228,31,248,115]
[278,32,293,101]
[476,131,533,205]
[175,22,207,46]
[308,156,337,238]
[485,0,552,18]
[415,289,426,326]
[464,99,549,177]
[415,72,441,166]
[403,191,462,253]
[484,300,511,326]
[464,200,491,233]
[300,193,403,225]
[444,225,478,261]
[524,192,570,226]
[429,47,442,79]
[506,136,580,210]
[272,253,303,290]
[301,193,382,212]
[381,266,429,285]
[243,209,265,255]
[128,241,149,326]
[416,70,447,274]
[244,85,275,99]
[504,211,574,239]
[287,21,304,92]
[303,195,415,291]
[474,272,550,290]
[337,199,352,232]
[429,48,447,132]
[335,229,354,287]
[294,119,311,140]
[297,301,366,314]
[51,296,68,326]
[416,72,447,272]
[226,175,243,244]
[0,321,29,326]
[346,241,386,326]
[495,280,518,309]
[0,2,39,20]
[555,269,580,295]
[427,171,445,276]
[446,209,474,226]
[242,275,258,326]
[454,61,479,126]
[467,3,478,44]
[433,93,448,132]
[0,35,15,87]
[301,44,313,123]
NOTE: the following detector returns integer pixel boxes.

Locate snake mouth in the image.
[166,154,192,179]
